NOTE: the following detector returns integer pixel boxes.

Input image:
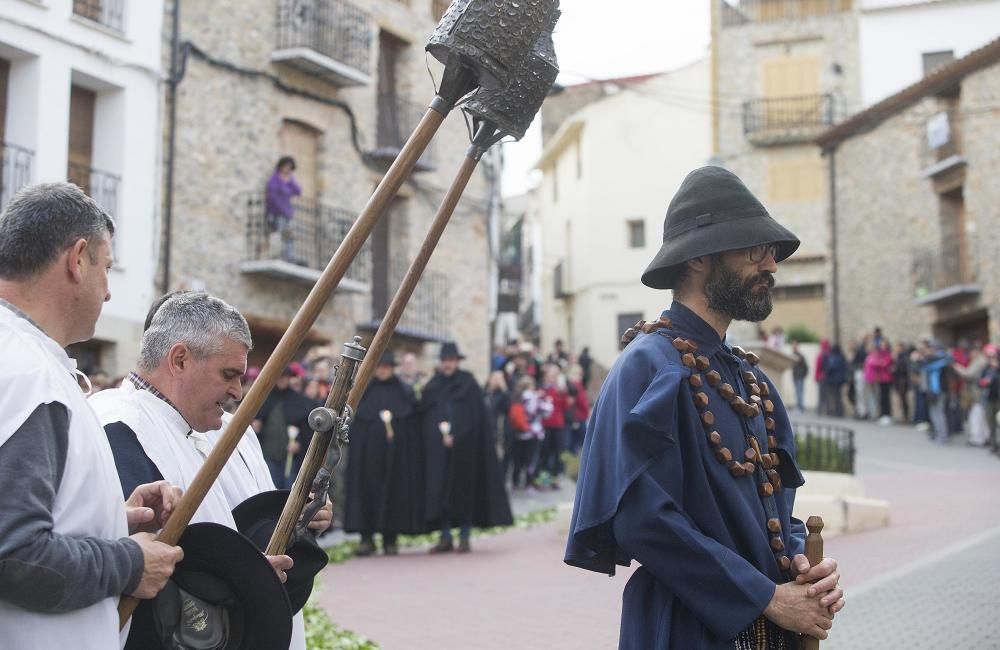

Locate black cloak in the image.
[420,369,513,529]
[344,375,428,535]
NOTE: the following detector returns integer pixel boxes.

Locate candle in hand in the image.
[380,410,395,442]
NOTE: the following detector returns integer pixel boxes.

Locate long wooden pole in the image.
[264,152,482,557]
[118,105,446,627]
[801,515,825,650]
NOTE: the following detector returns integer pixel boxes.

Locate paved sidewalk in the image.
[315,417,1000,648]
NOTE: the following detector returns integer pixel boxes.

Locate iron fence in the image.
[742,93,834,136]
[721,0,852,27]
[276,0,372,75]
[366,256,450,340]
[243,193,371,284]
[0,142,33,213]
[73,0,126,32]
[67,162,120,218]
[912,238,976,299]
[792,421,855,474]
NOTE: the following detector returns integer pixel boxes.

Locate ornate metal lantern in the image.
[426,0,560,91]
[463,18,559,143]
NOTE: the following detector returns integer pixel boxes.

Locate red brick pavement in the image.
[317,522,635,650]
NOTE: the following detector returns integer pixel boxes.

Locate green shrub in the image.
[785,324,820,344]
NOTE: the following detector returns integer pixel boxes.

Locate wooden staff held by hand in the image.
[801,515,825,650]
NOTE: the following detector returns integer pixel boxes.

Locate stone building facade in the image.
[712,0,862,341]
[163,0,493,378]
[816,38,1000,346]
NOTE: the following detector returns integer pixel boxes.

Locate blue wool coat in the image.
[565,302,806,649]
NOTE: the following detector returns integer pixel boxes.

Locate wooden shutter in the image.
[68,85,96,193]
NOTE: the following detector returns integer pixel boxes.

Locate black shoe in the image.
[383,543,399,556]
[456,538,471,554]
[356,540,376,557]
[429,538,453,554]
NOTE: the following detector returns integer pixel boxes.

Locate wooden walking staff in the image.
[801,515,825,650]
[117,0,560,627]
[260,0,562,562]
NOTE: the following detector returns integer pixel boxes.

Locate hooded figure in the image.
[421,342,512,553]
[565,167,844,649]
[344,351,429,555]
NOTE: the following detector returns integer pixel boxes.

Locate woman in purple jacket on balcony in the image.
[265,156,302,262]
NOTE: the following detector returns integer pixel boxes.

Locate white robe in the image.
[90,383,308,649]
[0,305,132,650]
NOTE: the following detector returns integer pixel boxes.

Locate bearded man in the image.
[565,167,845,649]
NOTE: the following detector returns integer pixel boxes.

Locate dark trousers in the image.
[511,438,540,487]
[541,426,566,478]
[894,379,910,421]
[879,382,893,418]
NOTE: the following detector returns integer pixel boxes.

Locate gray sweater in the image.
[0,402,144,612]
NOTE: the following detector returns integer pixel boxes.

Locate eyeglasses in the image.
[747,244,779,264]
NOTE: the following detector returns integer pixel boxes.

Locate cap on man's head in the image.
[641,166,800,290]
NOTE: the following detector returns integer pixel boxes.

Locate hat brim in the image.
[125,522,292,650]
[232,490,329,614]
[641,214,800,290]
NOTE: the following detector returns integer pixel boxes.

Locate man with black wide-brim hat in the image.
[565,167,845,648]
[421,341,512,553]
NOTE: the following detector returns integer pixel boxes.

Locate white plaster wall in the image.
[859,0,1000,105]
[1,0,165,373]
[538,58,712,369]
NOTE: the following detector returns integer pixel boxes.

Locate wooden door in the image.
[68,85,96,193]
[278,119,320,199]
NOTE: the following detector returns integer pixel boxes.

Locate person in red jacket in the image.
[567,365,590,454]
[539,364,570,490]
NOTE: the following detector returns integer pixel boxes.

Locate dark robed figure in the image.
[422,342,512,552]
[565,167,845,649]
[344,352,428,554]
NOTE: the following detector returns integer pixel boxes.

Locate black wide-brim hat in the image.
[439,341,465,360]
[641,165,800,290]
[125,522,292,650]
[232,489,329,614]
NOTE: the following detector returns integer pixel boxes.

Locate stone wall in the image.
[714,7,862,339]
[831,59,1000,346]
[166,0,493,379]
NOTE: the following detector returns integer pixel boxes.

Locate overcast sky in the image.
[500,0,711,196]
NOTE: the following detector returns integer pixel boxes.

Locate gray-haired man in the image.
[90,291,331,649]
[0,183,184,649]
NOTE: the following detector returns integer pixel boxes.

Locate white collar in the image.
[0,301,78,374]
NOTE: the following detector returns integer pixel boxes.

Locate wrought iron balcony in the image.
[721,0,853,28]
[365,93,435,173]
[73,0,126,33]
[742,93,835,145]
[912,240,979,305]
[0,142,33,213]
[241,192,370,291]
[360,257,450,342]
[273,0,373,87]
[67,162,120,218]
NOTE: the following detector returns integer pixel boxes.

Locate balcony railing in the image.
[67,162,120,218]
[73,0,126,33]
[363,256,450,341]
[742,93,835,144]
[721,0,852,27]
[0,142,34,213]
[366,93,435,172]
[792,421,855,474]
[274,0,372,87]
[242,192,370,290]
[912,239,979,304]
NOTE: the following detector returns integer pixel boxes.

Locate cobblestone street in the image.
[317,417,1000,649]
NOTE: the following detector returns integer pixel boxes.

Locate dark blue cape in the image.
[565,302,806,649]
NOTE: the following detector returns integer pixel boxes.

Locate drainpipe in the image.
[827,145,840,344]
[160,0,181,293]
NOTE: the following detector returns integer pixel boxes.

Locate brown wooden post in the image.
[801,515,825,650]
